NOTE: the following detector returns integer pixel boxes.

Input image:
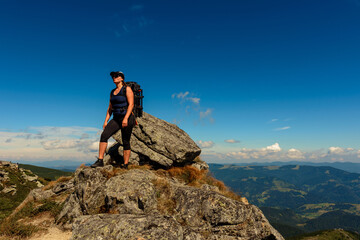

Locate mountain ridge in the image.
[209,163,360,237]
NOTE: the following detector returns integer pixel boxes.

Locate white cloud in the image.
[188,97,200,104]
[226,151,250,159]
[197,140,214,148]
[262,143,281,152]
[29,126,99,136]
[199,108,214,124]
[80,133,89,139]
[226,143,282,160]
[327,147,356,155]
[328,146,345,154]
[172,91,215,125]
[0,126,102,162]
[172,91,200,105]
[172,91,189,99]
[41,139,94,151]
[274,126,291,131]
[200,109,212,119]
[224,139,240,143]
[88,141,99,152]
[228,145,359,162]
[286,148,305,159]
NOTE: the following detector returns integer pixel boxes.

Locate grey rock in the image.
[30,188,55,201]
[58,167,283,239]
[1,185,17,195]
[71,214,185,240]
[108,112,202,168]
[0,161,18,169]
[36,181,44,188]
[104,169,158,215]
[52,178,75,194]
[59,167,159,223]
[57,193,83,230]
[0,170,9,184]
[192,161,210,170]
[22,174,38,182]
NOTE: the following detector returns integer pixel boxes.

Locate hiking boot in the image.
[91,158,104,168]
[121,163,128,169]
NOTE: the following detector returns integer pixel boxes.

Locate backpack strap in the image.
[110,88,116,97]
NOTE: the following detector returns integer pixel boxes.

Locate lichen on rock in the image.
[56,166,284,240]
[105,112,206,169]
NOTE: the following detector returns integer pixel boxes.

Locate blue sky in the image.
[1,0,359,164]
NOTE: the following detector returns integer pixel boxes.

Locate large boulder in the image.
[106,112,203,168]
[57,166,284,240]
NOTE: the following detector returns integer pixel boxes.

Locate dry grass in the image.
[165,165,242,201]
[129,164,152,170]
[78,163,87,169]
[42,176,73,191]
[152,178,176,215]
[193,156,202,163]
[100,167,125,179]
[167,165,205,186]
[100,164,153,179]
[0,218,39,239]
[0,197,66,239]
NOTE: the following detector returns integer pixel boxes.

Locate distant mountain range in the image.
[222,161,360,174]
[209,163,360,237]
[9,159,360,174]
[12,160,86,172]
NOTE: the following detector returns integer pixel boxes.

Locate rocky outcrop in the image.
[0,161,44,192]
[1,185,17,195]
[57,166,284,240]
[0,160,18,168]
[105,112,204,169]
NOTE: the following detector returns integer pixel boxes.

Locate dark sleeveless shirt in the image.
[110,87,128,118]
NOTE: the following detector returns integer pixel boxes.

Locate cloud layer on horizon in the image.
[1,127,359,164]
[0,126,115,162]
[201,143,360,163]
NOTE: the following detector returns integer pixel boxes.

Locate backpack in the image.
[121,81,144,118]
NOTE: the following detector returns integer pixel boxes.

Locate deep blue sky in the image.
[1,0,359,163]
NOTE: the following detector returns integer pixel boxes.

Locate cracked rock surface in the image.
[57,167,284,240]
[107,112,203,168]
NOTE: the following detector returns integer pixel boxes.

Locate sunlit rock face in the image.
[105,112,206,169]
[57,166,284,240]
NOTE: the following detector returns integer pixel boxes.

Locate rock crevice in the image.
[105,112,203,169]
[55,166,284,240]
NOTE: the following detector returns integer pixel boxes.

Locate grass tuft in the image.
[42,176,73,191]
[0,218,38,239]
[100,167,125,179]
[78,163,87,169]
[165,165,242,201]
[0,199,63,239]
[152,178,176,215]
